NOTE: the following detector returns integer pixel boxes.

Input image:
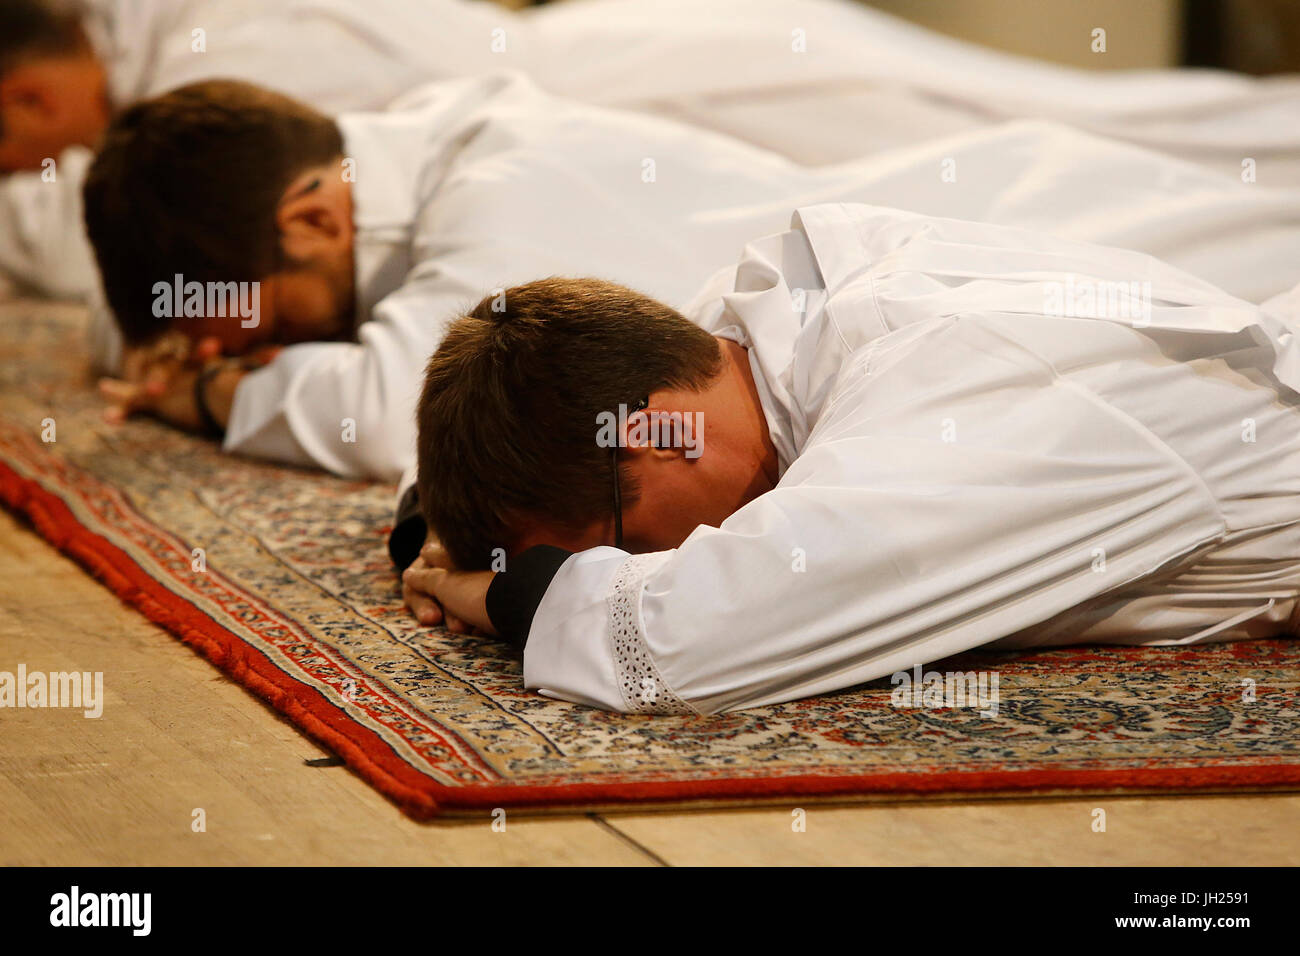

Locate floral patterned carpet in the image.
[3,300,1299,818]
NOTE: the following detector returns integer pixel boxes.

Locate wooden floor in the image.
[2,508,1298,866]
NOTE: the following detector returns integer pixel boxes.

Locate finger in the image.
[444,612,469,634]
[122,350,146,383]
[420,542,454,569]
[402,581,443,626]
[124,335,185,383]
[143,369,169,397]
[98,377,146,412]
[142,355,183,397]
[154,330,194,363]
[122,345,161,382]
[401,565,444,594]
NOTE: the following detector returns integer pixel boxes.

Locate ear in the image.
[274,172,346,262]
[622,406,691,462]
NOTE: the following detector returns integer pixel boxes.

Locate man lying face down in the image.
[80,73,1300,494]
[404,203,1300,715]
[416,278,780,564]
[83,71,846,481]
[82,80,360,442]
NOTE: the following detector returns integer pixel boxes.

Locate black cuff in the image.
[485,545,574,648]
[193,362,227,437]
[388,484,426,571]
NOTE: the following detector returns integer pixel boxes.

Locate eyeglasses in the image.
[611,397,648,549]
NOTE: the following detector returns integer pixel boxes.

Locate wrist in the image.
[195,361,244,434]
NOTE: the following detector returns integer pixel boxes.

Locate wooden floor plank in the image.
[599,793,1300,866]
[0,512,651,866]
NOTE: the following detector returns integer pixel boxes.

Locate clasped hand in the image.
[401,540,496,635]
[98,332,279,431]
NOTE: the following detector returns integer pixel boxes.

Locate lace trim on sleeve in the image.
[606,553,698,715]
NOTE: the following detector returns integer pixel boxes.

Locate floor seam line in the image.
[589,813,672,866]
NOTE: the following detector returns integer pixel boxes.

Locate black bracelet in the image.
[193,363,227,437]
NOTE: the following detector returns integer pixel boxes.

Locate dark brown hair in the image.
[0,1,84,76]
[417,278,723,569]
[82,79,343,345]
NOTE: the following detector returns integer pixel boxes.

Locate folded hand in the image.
[402,541,497,635]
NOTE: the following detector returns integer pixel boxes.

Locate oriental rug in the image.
[2,300,1299,819]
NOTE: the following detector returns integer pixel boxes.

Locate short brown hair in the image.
[82,79,343,345]
[417,278,723,569]
[0,1,84,76]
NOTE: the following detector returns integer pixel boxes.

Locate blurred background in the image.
[514,0,1299,73]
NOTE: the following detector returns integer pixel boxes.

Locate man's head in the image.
[0,1,109,172]
[417,278,780,570]
[83,79,356,353]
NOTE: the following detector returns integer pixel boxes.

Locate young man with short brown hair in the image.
[415,277,726,572]
[402,204,1300,714]
[84,80,349,349]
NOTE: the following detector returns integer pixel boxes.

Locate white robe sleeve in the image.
[523,314,1230,715]
[0,149,100,301]
[86,295,125,376]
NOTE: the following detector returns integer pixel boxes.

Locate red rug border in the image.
[5,456,1300,820]
[0,458,444,819]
